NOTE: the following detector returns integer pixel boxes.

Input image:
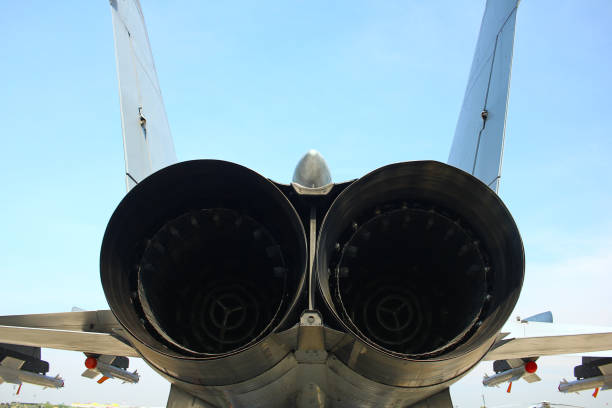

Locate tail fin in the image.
[448,0,521,192]
[109,0,177,191]
[97,376,110,384]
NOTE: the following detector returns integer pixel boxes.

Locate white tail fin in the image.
[448,0,520,192]
[109,0,177,191]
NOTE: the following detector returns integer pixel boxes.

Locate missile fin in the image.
[598,363,612,375]
[82,369,98,379]
[523,373,541,383]
[0,357,25,370]
[97,376,110,384]
[98,355,115,364]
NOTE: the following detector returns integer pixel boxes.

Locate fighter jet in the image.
[0,1,612,407]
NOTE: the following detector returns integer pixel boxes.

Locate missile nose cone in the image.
[85,357,98,369]
[525,360,537,373]
[292,149,332,188]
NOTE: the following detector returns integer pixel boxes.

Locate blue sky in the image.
[1,1,611,406]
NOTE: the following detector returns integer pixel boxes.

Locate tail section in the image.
[448,0,521,192]
[110,0,177,191]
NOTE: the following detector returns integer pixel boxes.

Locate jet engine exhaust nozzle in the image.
[317,161,524,359]
[100,160,307,357]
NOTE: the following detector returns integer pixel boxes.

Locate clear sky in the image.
[1,1,611,407]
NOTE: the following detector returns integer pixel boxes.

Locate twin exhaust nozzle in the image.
[101,159,523,364]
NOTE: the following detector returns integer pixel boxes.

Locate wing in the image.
[486,321,612,361]
[110,0,177,190]
[447,0,520,192]
[0,311,138,358]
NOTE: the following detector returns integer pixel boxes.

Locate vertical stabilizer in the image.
[448,0,520,192]
[110,0,177,191]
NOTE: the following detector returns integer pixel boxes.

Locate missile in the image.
[558,376,612,397]
[82,356,139,384]
[483,360,538,392]
[0,364,64,389]
[558,357,612,397]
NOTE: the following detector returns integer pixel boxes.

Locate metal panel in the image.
[166,385,217,408]
[448,0,520,192]
[407,389,452,408]
[0,310,123,334]
[485,332,612,361]
[176,350,455,408]
[0,325,138,357]
[110,0,176,190]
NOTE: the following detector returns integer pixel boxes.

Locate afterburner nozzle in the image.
[317,161,524,359]
[101,160,307,357]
